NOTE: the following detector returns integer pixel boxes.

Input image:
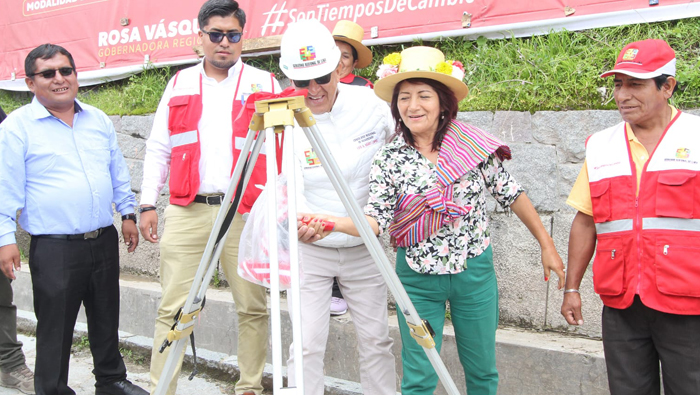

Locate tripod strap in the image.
[215,157,250,244]
[188,331,199,381]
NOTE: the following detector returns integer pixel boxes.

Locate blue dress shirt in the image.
[0,98,136,247]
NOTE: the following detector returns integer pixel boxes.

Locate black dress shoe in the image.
[95,379,149,395]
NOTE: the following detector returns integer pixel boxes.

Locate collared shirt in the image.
[0,98,136,246]
[567,106,678,215]
[286,83,392,248]
[140,60,281,205]
[364,134,523,274]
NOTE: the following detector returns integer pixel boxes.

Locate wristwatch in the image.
[122,213,137,224]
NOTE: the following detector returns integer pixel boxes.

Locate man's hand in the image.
[560,211,595,327]
[561,291,584,326]
[0,244,21,280]
[122,219,139,253]
[139,206,159,243]
[297,214,334,243]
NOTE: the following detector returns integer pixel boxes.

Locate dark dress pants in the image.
[29,225,127,395]
[0,276,25,372]
[602,295,700,395]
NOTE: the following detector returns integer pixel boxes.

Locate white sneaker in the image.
[330,297,348,315]
[1,364,35,394]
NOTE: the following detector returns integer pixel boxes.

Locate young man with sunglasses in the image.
[280,20,396,395]
[138,1,280,394]
[0,44,146,395]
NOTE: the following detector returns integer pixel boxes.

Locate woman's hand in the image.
[297,214,336,243]
[509,193,565,289]
[542,243,566,289]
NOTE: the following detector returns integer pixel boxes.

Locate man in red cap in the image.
[561,39,700,394]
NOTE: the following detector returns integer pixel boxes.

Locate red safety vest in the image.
[587,111,700,314]
[167,65,277,213]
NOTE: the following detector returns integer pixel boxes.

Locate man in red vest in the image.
[138,1,280,394]
[562,39,700,395]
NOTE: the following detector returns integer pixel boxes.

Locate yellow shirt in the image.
[566,106,678,216]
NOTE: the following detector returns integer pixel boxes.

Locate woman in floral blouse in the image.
[299,46,566,395]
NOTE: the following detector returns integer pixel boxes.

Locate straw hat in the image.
[332,20,373,69]
[373,46,468,102]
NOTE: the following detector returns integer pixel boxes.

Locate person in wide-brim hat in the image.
[332,20,374,88]
[302,44,565,395]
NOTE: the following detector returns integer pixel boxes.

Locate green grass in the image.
[120,347,147,366]
[361,18,700,112]
[4,18,700,114]
[71,336,90,352]
[78,65,176,115]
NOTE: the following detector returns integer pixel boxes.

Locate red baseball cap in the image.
[600,39,676,79]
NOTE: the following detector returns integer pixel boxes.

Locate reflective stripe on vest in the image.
[642,217,700,232]
[171,130,198,148]
[595,219,633,234]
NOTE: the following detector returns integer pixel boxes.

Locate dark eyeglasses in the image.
[29,67,74,79]
[292,72,333,88]
[201,29,242,44]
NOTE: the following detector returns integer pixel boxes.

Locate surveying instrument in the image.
[153,94,462,395]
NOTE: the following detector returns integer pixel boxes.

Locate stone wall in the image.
[24,108,684,340]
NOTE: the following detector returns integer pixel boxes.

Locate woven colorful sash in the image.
[388,120,510,247]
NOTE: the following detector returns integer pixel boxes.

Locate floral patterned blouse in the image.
[364,134,524,275]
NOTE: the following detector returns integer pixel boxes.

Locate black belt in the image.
[36,226,111,241]
[194,194,225,205]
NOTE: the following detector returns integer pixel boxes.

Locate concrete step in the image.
[11,270,609,395]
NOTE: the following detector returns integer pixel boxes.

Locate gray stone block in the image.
[121,115,156,139]
[490,213,551,329]
[126,158,144,193]
[503,143,558,212]
[532,110,621,163]
[491,111,533,143]
[557,163,585,212]
[117,133,147,160]
[109,115,122,133]
[683,108,700,117]
[456,111,494,132]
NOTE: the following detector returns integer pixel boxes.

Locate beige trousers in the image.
[150,203,269,395]
[287,243,396,395]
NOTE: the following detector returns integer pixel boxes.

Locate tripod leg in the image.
[268,125,304,395]
[284,124,305,394]
[153,127,267,395]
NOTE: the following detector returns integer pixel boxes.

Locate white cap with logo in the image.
[279,19,341,81]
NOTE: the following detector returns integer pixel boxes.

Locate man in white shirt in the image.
[280,20,396,395]
[138,1,280,394]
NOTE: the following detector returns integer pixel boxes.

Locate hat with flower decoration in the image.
[373,46,468,102]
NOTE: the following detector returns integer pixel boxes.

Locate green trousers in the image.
[396,245,499,395]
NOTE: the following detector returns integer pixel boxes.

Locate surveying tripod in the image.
[153,95,462,395]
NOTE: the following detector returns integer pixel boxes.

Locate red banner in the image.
[2,0,700,90]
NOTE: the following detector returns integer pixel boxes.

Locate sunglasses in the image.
[292,72,333,88]
[29,67,74,79]
[201,29,242,44]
